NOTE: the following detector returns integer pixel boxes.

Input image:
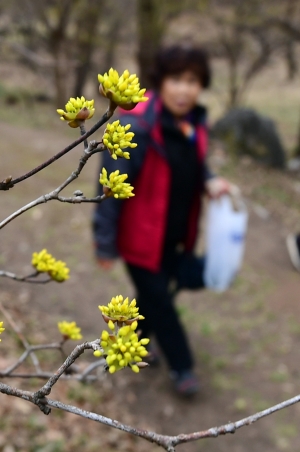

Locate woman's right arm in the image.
[92,120,149,267]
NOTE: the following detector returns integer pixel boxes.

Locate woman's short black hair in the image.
[151,45,211,89]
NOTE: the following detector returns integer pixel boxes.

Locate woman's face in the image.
[159,71,203,117]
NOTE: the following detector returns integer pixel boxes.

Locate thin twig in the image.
[57,195,105,204]
[0,108,114,191]
[2,349,31,375]
[79,358,106,380]
[35,340,100,398]
[80,123,88,149]
[0,142,106,230]
[0,303,41,373]
[0,343,63,376]
[0,338,102,381]
[0,270,51,284]
[0,372,97,381]
[171,393,300,446]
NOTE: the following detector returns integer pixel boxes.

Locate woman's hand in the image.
[97,258,115,271]
[205,177,239,199]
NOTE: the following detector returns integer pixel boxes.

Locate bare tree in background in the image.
[72,0,102,98]
[136,0,164,88]
[135,0,289,107]
[1,0,300,114]
[267,0,300,155]
[204,0,286,108]
[1,0,105,105]
[282,0,299,81]
[136,0,202,87]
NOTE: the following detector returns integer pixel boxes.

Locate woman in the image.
[93,45,233,396]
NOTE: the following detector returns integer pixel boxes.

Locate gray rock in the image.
[212,108,286,169]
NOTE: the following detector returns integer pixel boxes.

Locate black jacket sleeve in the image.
[92,117,149,259]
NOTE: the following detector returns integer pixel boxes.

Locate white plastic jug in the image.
[204,194,248,292]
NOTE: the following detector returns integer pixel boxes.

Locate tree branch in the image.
[0,270,51,284]
[267,17,300,41]
[1,308,300,449]
[0,108,114,191]
[34,340,100,398]
[171,393,300,446]
[0,141,106,230]
[0,302,41,373]
[0,306,104,380]
[1,375,300,451]
[0,372,98,381]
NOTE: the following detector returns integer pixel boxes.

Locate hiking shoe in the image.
[169,370,199,396]
[286,234,300,271]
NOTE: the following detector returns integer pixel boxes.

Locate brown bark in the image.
[48,0,73,106]
[136,0,163,88]
[73,1,102,97]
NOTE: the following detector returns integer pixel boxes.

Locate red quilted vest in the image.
[117,95,207,272]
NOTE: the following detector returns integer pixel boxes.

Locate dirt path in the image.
[1,120,300,452]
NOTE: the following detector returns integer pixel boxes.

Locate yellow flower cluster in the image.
[57,96,95,128]
[57,321,82,340]
[0,321,5,341]
[103,121,137,160]
[32,249,70,282]
[99,168,134,199]
[98,68,148,110]
[48,260,70,282]
[99,295,144,324]
[94,321,149,374]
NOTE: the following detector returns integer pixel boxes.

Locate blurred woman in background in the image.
[93,45,235,396]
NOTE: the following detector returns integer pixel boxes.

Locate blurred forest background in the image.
[1,0,300,143]
[2,1,300,452]
[1,0,300,163]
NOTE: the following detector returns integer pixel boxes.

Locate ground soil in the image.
[1,110,300,452]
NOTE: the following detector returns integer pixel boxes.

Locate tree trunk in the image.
[73,1,102,97]
[48,0,73,106]
[136,0,163,88]
[53,53,68,107]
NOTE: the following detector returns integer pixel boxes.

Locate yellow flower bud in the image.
[109,365,116,374]
[131,321,138,331]
[56,96,95,128]
[98,68,148,109]
[57,321,82,340]
[99,168,134,199]
[108,320,115,330]
[101,330,109,340]
[102,121,137,160]
[96,294,149,374]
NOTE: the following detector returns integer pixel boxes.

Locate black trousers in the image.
[126,249,205,372]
